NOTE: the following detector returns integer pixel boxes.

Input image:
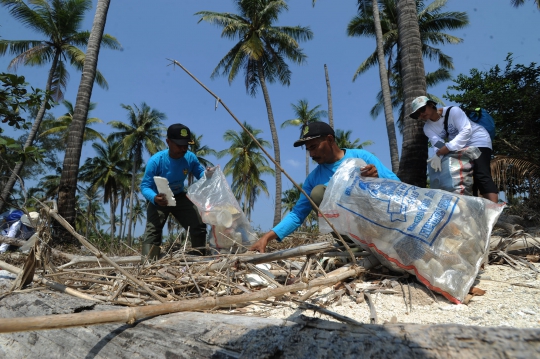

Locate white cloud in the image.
[285,159,301,168]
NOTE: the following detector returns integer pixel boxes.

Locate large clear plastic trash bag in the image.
[320,158,504,303]
[187,166,257,254]
[429,146,481,196]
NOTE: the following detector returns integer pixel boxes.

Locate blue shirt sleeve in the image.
[141,153,160,204]
[272,178,316,240]
[188,152,205,180]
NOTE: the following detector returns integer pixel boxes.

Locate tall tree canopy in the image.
[108,102,167,245]
[196,0,312,226]
[218,122,274,221]
[348,0,467,117]
[0,0,121,212]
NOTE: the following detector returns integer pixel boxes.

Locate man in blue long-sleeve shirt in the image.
[140,123,207,260]
[249,122,400,253]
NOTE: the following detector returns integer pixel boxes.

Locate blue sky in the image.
[1,0,539,235]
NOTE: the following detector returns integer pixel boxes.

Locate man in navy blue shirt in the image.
[249,122,400,253]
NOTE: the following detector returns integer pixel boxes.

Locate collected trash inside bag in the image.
[320,158,504,304]
[428,146,480,196]
[187,166,257,254]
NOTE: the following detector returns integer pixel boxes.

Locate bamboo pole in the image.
[239,242,335,264]
[0,266,364,333]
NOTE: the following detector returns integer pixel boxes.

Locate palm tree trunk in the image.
[109,199,115,251]
[57,0,111,241]
[0,53,59,213]
[324,64,334,129]
[373,0,400,174]
[126,159,137,246]
[306,150,310,178]
[396,0,428,187]
[257,63,282,227]
[119,193,125,239]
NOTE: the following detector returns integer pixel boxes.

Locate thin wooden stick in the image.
[399,281,410,314]
[179,230,203,297]
[364,292,377,324]
[293,299,373,331]
[57,255,141,269]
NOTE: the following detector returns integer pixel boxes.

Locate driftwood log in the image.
[0,291,539,358]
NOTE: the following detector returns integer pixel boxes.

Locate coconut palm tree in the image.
[39,100,106,144]
[196,0,313,226]
[78,139,131,242]
[349,0,468,81]
[281,99,327,177]
[107,102,166,245]
[188,132,217,186]
[510,0,540,8]
[217,122,275,221]
[349,0,468,176]
[58,0,117,239]
[324,65,334,129]
[369,0,399,173]
[77,185,108,239]
[0,0,121,213]
[396,0,428,186]
[129,201,146,243]
[334,129,373,150]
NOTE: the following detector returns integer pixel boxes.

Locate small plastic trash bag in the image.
[429,146,481,196]
[319,158,504,303]
[187,166,257,254]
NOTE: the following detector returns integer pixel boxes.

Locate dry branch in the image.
[57,255,142,269]
[0,260,100,302]
[239,242,335,264]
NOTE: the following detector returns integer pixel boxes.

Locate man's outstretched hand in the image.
[248,231,278,254]
[249,237,269,253]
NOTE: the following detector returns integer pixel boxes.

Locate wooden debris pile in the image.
[1,201,539,334]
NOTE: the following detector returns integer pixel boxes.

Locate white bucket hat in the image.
[21,211,39,228]
[409,96,437,119]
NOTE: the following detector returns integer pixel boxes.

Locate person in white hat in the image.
[0,211,39,253]
[409,96,498,203]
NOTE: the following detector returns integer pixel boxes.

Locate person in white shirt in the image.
[0,211,39,253]
[409,96,498,203]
